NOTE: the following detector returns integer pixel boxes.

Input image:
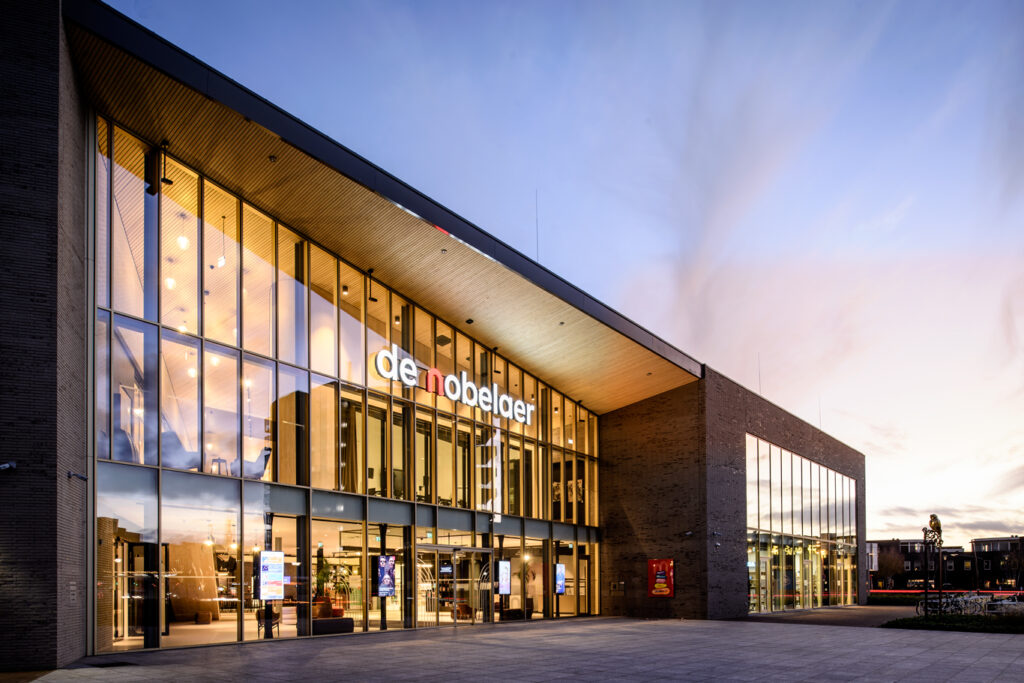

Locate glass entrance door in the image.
[416,545,490,627]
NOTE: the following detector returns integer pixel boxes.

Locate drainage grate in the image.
[89,661,139,668]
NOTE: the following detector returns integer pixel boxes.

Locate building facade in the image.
[0,0,867,670]
[868,537,1024,592]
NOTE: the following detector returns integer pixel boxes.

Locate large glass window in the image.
[310,245,337,377]
[278,227,308,368]
[338,264,364,385]
[160,330,200,471]
[203,343,239,475]
[241,354,274,480]
[202,182,239,345]
[745,435,858,612]
[111,127,156,320]
[311,519,364,633]
[161,471,240,647]
[111,315,158,466]
[93,116,603,650]
[277,364,309,486]
[159,158,199,335]
[340,388,364,493]
[95,462,159,652]
[241,205,274,357]
[310,375,338,490]
[242,482,308,640]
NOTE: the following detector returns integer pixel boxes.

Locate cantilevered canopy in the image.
[65,0,701,415]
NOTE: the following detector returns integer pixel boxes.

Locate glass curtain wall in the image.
[92,118,600,651]
[744,434,858,612]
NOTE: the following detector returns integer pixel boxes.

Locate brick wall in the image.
[598,381,707,618]
[0,2,88,671]
[598,368,867,620]
[702,366,868,615]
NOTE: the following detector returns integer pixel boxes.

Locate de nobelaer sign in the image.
[374,345,536,425]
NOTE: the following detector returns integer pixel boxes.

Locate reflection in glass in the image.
[413,307,433,406]
[278,227,308,368]
[203,343,239,475]
[243,482,308,640]
[456,421,472,509]
[507,436,521,516]
[111,315,157,465]
[96,311,110,460]
[310,375,338,490]
[367,524,410,630]
[523,440,537,518]
[340,388,363,493]
[95,462,158,652]
[415,409,433,503]
[241,204,274,357]
[434,320,455,413]
[339,263,364,385]
[278,364,309,486]
[366,282,389,393]
[310,246,337,376]
[241,355,274,480]
[161,471,239,647]
[311,519,364,633]
[96,117,110,307]
[160,158,199,334]
[524,537,546,619]
[392,401,413,500]
[391,294,413,401]
[436,416,454,506]
[455,334,473,419]
[111,127,156,320]
[202,182,239,345]
[160,330,200,471]
[367,395,387,496]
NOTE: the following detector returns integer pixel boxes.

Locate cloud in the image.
[990,464,1024,497]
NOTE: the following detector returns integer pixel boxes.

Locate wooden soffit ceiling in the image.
[64,4,702,415]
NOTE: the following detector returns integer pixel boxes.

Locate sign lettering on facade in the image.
[374,345,536,425]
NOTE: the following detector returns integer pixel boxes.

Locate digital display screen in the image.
[259,551,285,600]
[377,554,396,597]
[555,563,566,595]
[498,560,511,595]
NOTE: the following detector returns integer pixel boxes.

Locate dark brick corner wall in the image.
[598,380,706,618]
[0,2,88,671]
[702,367,868,615]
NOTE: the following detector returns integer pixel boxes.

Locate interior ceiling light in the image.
[342,285,349,296]
[465,318,474,325]
[268,154,277,163]
[394,315,401,327]
[436,334,451,347]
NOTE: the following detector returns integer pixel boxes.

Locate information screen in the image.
[498,560,511,595]
[259,551,285,600]
[555,563,566,595]
[377,554,396,597]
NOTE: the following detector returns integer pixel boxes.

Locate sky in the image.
[108,0,1024,549]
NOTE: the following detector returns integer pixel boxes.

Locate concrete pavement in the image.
[17,616,1024,681]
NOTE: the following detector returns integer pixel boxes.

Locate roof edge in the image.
[64,0,704,380]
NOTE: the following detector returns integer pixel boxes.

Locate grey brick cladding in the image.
[598,367,866,619]
[0,3,89,671]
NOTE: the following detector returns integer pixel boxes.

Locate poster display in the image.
[259,551,285,600]
[497,560,511,595]
[377,554,396,597]
[555,563,566,595]
[647,558,674,597]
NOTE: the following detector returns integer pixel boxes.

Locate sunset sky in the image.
[109,0,1024,548]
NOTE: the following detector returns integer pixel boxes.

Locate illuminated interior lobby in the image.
[0,0,867,670]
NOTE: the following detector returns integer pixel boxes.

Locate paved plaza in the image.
[15,614,1024,682]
